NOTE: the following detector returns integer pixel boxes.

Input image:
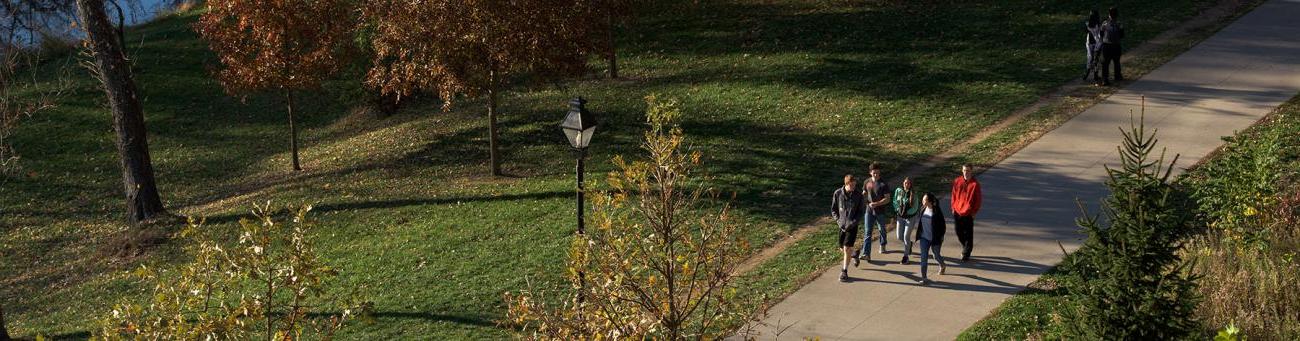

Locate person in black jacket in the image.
[831,174,866,282]
[1099,7,1125,86]
[913,192,948,285]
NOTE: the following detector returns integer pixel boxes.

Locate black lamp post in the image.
[560,97,596,311]
[560,97,597,235]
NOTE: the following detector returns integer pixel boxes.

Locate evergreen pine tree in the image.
[1064,107,1202,339]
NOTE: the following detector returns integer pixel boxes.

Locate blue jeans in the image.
[919,238,946,280]
[860,212,887,257]
[896,217,913,258]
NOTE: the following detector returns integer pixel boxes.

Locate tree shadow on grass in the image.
[307,311,497,328]
[679,116,913,228]
[42,331,91,341]
[201,191,569,225]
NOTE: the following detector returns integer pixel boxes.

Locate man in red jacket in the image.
[951,164,982,262]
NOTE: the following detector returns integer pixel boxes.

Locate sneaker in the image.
[854,255,860,267]
[917,278,930,286]
[939,264,947,275]
[839,271,849,282]
[879,245,887,254]
[900,257,909,265]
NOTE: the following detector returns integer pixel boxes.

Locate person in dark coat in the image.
[831,174,866,282]
[914,192,948,284]
[1098,7,1125,85]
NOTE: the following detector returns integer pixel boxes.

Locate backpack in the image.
[1102,20,1124,44]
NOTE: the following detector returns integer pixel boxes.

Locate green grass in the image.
[957,268,1074,340]
[0,0,1229,339]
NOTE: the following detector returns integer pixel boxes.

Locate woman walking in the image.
[914,192,948,285]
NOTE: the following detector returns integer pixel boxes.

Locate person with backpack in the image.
[1084,9,1103,81]
[914,192,948,285]
[893,177,920,264]
[832,174,866,282]
[1099,7,1125,86]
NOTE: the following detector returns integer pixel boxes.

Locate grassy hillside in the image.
[1,0,1220,338]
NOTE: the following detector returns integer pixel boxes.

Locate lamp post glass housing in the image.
[561,97,597,149]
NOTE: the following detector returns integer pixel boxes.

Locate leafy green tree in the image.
[1064,109,1202,339]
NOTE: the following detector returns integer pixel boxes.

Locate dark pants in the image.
[954,214,975,259]
[1100,43,1122,83]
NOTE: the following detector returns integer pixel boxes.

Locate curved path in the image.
[736,1,1300,339]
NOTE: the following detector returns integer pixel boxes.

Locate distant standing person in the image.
[859,163,891,262]
[832,174,866,282]
[951,164,982,262]
[1084,9,1103,80]
[893,177,920,264]
[914,192,947,284]
[1099,7,1125,86]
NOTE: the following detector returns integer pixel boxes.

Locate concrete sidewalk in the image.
[736,1,1300,340]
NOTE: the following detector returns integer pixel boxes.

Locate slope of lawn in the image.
[1,0,1219,339]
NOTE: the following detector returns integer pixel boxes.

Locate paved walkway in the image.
[737,1,1300,340]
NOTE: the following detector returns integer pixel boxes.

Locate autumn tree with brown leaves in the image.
[195,0,353,171]
[363,0,596,176]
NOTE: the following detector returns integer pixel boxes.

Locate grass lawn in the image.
[1,0,1226,339]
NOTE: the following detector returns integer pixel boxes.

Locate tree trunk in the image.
[606,16,618,79]
[285,90,301,171]
[488,67,501,176]
[0,306,11,341]
[76,0,166,224]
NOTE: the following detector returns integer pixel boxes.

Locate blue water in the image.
[10,0,178,45]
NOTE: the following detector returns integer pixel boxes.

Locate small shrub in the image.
[505,95,750,339]
[95,202,368,340]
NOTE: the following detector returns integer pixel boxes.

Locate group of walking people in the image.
[1084,7,1126,85]
[830,163,983,285]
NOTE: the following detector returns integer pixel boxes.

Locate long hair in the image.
[921,192,943,212]
[1088,10,1101,27]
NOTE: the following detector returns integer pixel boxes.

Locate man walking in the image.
[859,163,891,262]
[951,164,982,262]
[894,177,920,264]
[832,174,866,282]
[1098,6,1125,86]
